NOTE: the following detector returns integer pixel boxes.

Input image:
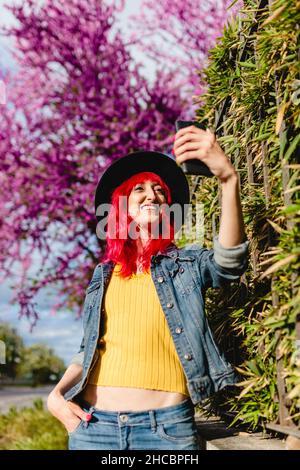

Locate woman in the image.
[47,125,249,450]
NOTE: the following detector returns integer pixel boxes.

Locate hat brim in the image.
[94,150,190,234]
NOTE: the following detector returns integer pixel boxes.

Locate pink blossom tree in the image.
[127,0,242,114]
[0,0,187,325]
[0,0,241,324]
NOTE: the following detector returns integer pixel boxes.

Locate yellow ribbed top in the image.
[88,264,189,396]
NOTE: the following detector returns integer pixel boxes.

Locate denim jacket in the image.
[64,236,249,405]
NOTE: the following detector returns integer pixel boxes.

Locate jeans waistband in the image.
[78,397,195,427]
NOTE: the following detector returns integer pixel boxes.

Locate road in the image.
[0,385,53,414]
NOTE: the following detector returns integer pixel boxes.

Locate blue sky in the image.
[0,0,158,365]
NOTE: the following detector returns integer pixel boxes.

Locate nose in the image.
[144,187,157,202]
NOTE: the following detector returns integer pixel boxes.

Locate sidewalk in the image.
[195,412,286,450]
[0,385,53,414]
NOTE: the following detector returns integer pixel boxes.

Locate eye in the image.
[134,186,143,191]
[155,187,165,195]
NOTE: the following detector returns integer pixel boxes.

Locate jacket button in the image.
[157,276,164,283]
[179,267,185,273]
[184,353,192,361]
[166,302,173,308]
[199,385,205,393]
[175,327,182,334]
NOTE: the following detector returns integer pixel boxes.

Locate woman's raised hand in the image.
[173,125,236,183]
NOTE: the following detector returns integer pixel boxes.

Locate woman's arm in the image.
[47,363,90,433]
[219,173,246,247]
[173,125,247,248]
[50,363,83,396]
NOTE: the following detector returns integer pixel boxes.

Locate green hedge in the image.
[192,0,300,430]
[0,400,67,450]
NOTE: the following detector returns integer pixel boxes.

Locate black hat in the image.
[94,150,190,234]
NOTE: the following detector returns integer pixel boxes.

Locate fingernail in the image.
[173,135,176,141]
[86,414,92,421]
[171,149,174,155]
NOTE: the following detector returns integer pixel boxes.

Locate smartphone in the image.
[175,120,214,176]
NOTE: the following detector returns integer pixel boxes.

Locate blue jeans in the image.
[68,398,200,450]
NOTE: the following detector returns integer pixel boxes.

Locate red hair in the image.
[100,172,176,278]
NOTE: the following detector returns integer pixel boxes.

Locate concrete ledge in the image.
[195,413,286,450]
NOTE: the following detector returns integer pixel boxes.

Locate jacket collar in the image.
[100,243,179,267]
[98,243,179,278]
[155,243,178,259]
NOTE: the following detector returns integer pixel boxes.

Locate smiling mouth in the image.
[140,205,159,211]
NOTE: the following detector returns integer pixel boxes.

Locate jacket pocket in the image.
[85,280,101,309]
[169,256,199,296]
[157,417,198,444]
[86,280,101,293]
